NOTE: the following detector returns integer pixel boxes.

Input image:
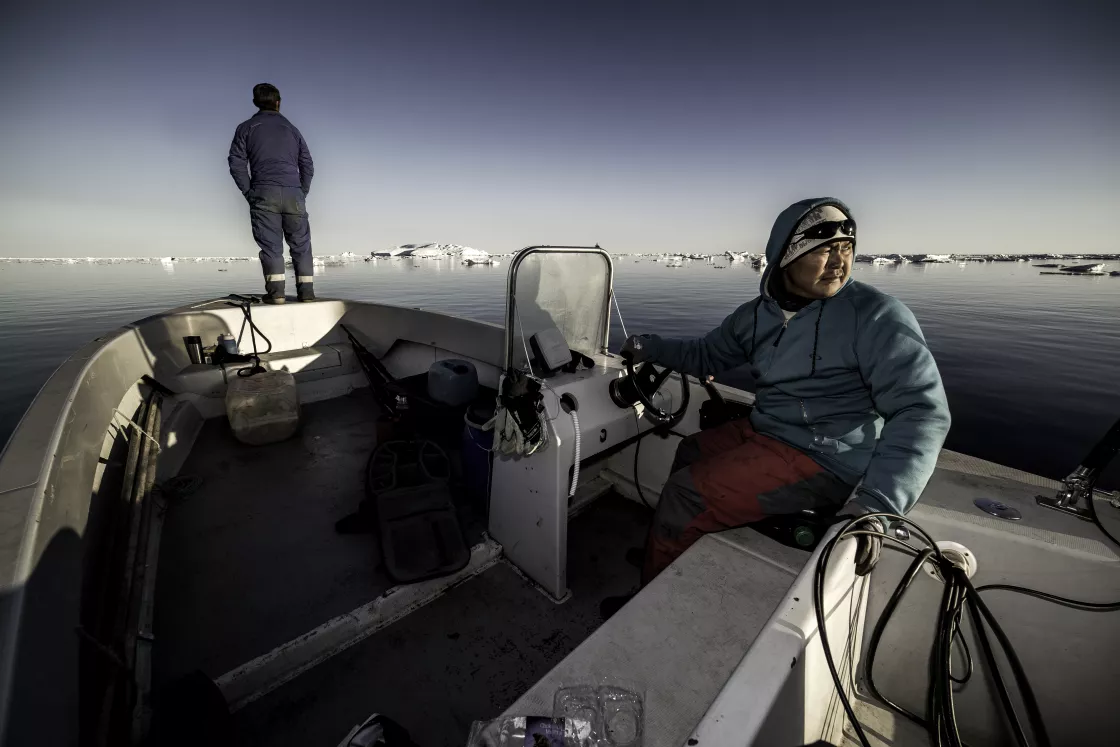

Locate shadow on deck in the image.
[153,390,396,687]
[233,494,651,747]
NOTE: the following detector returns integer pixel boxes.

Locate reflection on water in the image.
[0,257,1118,486]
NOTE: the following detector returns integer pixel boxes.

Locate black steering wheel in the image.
[619,354,691,426]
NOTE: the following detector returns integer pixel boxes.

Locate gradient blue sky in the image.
[1,0,1116,257]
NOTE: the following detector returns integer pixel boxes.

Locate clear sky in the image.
[1,0,1116,257]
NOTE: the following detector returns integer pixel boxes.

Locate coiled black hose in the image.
[815,513,1060,747]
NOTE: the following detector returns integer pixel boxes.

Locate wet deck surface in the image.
[153,390,394,686]
[233,494,652,747]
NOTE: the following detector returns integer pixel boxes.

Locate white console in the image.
[487,354,640,600]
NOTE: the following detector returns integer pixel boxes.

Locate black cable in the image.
[948,617,973,685]
[859,543,971,746]
[823,511,1110,747]
[818,516,1038,747]
[814,525,873,747]
[975,584,1120,612]
[964,590,1031,747]
[823,513,943,558]
[864,548,934,729]
[932,576,968,747]
[931,582,950,746]
[963,574,1052,747]
[234,301,273,377]
[1086,487,1120,551]
[630,410,696,511]
[632,417,653,510]
[842,529,927,557]
[812,513,934,747]
[855,541,1043,747]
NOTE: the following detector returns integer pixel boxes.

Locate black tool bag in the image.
[367,440,470,584]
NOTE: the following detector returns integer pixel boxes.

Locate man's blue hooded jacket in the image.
[643,197,952,515]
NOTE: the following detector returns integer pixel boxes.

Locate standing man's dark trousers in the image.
[247,185,314,301]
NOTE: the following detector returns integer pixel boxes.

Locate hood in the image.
[759,197,854,297]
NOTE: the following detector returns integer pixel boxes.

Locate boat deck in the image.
[231,494,651,746]
[147,387,1120,747]
[153,389,485,689]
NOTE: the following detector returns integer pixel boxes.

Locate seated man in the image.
[623,197,951,586]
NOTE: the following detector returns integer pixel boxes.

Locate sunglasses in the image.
[795,219,856,241]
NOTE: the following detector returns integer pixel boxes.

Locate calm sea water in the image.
[2,256,1118,487]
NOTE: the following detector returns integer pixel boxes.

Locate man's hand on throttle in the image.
[620,334,654,364]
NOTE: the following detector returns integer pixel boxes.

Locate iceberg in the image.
[459,247,493,265]
[404,244,447,258]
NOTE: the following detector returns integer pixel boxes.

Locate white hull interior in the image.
[0,280,1117,746]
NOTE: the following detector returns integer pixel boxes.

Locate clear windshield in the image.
[506,248,613,370]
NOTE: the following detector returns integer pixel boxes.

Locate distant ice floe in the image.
[365,243,503,266]
[0,256,244,265]
[371,243,468,258]
[459,247,498,266]
[3,251,1116,276]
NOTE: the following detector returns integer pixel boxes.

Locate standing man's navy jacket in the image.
[229,107,316,301]
[228,111,314,195]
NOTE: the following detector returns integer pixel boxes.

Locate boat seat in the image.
[502,529,804,746]
[167,343,360,397]
[256,344,358,381]
[747,504,845,552]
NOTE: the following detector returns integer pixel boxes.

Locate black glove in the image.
[620,334,655,365]
[837,510,884,576]
[853,518,883,576]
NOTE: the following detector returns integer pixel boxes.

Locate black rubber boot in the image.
[264,279,286,304]
[297,282,315,302]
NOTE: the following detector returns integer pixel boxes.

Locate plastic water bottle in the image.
[218,334,237,355]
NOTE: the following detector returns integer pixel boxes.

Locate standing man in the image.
[228,83,316,303]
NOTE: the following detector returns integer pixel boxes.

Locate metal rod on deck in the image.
[1037,416,1120,519]
[95,390,162,747]
[126,392,162,744]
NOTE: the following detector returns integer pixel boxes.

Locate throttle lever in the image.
[702,376,727,407]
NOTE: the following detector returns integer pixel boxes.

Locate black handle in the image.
[1083,417,1120,472]
[227,293,259,305]
[702,377,726,407]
